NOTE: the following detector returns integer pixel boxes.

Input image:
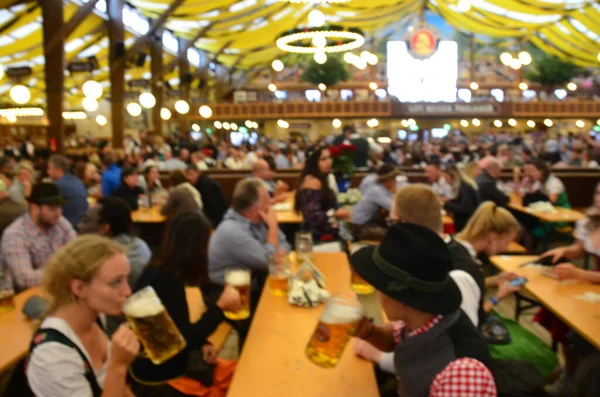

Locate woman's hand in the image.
[216,286,242,313]
[496,280,521,300]
[554,263,582,281]
[202,345,218,364]
[334,207,351,220]
[109,325,140,367]
[541,247,569,263]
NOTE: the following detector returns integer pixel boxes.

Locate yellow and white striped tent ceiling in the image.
[0,0,599,109]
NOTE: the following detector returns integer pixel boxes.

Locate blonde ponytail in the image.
[457,201,519,243]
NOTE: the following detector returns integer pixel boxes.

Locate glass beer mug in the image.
[295,232,313,265]
[305,293,363,368]
[269,254,290,297]
[123,286,186,365]
[224,268,251,320]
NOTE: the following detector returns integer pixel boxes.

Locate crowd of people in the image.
[0,126,598,397]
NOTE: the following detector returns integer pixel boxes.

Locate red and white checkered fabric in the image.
[429,357,497,397]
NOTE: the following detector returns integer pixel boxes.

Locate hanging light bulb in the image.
[367,54,378,65]
[82,97,99,112]
[493,120,503,128]
[500,52,513,66]
[544,118,553,127]
[96,115,107,126]
[472,118,481,127]
[174,100,190,114]
[519,82,528,90]
[277,119,289,129]
[82,80,103,100]
[343,52,355,64]
[223,122,231,130]
[469,82,479,90]
[231,123,238,130]
[508,118,517,127]
[457,0,471,12]
[575,120,585,128]
[214,121,222,129]
[332,119,342,128]
[160,108,172,120]
[312,34,327,48]
[271,59,284,72]
[199,105,213,118]
[510,58,522,70]
[10,85,31,105]
[527,120,536,128]
[518,51,532,65]
[368,82,378,90]
[460,119,469,127]
[7,114,16,123]
[139,92,156,109]
[318,83,327,91]
[192,124,200,132]
[127,102,142,117]
[567,82,577,91]
[308,9,325,28]
[268,83,277,92]
[355,58,367,70]
[314,51,327,64]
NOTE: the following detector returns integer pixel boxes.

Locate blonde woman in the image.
[8,160,34,203]
[27,235,140,397]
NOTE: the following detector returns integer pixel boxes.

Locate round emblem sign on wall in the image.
[405,24,441,60]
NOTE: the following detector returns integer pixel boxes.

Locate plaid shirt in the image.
[392,316,497,397]
[1,213,76,290]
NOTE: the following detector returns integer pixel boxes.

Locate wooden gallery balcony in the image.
[191,100,600,120]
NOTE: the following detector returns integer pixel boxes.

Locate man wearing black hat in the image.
[351,223,497,396]
[0,182,76,291]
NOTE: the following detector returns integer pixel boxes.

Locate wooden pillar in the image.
[469,33,476,83]
[107,0,125,148]
[151,28,164,136]
[178,37,190,134]
[41,0,65,153]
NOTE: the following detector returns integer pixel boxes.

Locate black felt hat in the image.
[26,182,68,206]
[349,223,461,315]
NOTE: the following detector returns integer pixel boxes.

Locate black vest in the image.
[394,310,495,397]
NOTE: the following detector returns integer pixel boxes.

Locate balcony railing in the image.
[191,100,600,120]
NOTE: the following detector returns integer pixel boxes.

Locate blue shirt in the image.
[101,164,121,197]
[54,174,89,228]
[113,234,151,288]
[208,208,291,284]
[352,182,393,225]
[275,154,291,169]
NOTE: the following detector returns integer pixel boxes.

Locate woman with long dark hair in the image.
[294,146,350,243]
[130,211,241,397]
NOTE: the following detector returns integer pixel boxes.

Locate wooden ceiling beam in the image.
[46,0,100,54]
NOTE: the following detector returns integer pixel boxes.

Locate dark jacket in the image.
[350,137,370,170]
[131,266,225,383]
[444,182,480,232]
[475,171,509,207]
[193,174,228,227]
[111,185,144,211]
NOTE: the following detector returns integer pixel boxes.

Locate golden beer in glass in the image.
[305,293,363,368]
[224,269,251,320]
[350,268,375,295]
[124,286,187,365]
[269,255,290,297]
[0,271,15,313]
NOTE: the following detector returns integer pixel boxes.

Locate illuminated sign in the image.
[405,24,441,60]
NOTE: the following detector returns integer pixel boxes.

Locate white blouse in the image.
[27,317,110,397]
[575,217,600,257]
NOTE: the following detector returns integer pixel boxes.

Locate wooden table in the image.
[275,193,303,224]
[490,255,600,350]
[507,241,527,254]
[131,206,166,223]
[509,193,585,224]
[0,287,45,373]
[227,252,379,397]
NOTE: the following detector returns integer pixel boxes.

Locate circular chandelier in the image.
[276,25,365,54]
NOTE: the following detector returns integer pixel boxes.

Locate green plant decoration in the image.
[301,54,351,87]
[525,54,581,92]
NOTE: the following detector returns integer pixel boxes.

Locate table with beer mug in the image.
[226,252,379,397]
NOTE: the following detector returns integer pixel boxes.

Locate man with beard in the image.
[1,182,76,291]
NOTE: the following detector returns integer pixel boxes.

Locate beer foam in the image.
[321,302,363,325]
[124,296,164,318]
[226,270,250,286]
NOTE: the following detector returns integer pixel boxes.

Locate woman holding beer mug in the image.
[27,235,140,397]
[130,211,241,397]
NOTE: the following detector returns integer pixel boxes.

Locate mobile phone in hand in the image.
[509,277,528,287]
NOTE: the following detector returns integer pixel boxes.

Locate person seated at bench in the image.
[351,223,497,396]
[251,159,288,204]
[185,165,228,227]
[131,211,240,397]
[111,166,143,211]
[295,146,350,248]
[441,164,480,232]
[475,157,510,207]
[1,182,76,291]
[27,235,140,397]
[352,164,398,227]
[161,170,203,220]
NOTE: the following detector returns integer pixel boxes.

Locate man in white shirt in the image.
[424,161,453,199]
